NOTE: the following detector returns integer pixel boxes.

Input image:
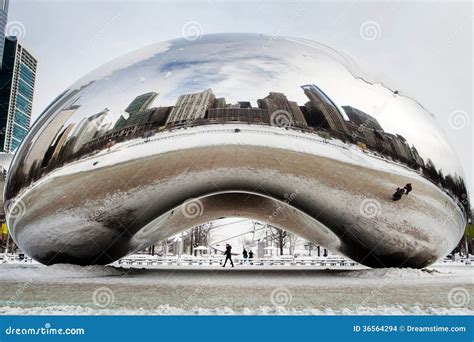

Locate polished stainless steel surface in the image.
[4,33,469,267]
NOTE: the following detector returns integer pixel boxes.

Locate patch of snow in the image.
[0,304,471,316]
[0,264,122,281]
[344,268,443,279]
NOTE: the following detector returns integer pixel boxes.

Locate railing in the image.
[2,253,472,267]
[0,254,35,264]
[112,256,361,267]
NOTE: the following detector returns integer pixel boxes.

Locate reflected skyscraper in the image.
[208,107,270,124]
[213,97,226,109]
[72,108,110,153]
[125,92,158,114]
[49,123,76,162]
[258,92,307,127]
[116,93,159,130]
[0,36,37,153]
[166,88,215,124]
[343,105,383,131]
[22,101,79,176]
[302,84,349,136]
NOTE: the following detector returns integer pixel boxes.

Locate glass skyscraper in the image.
[0,36,37,153]
[0,0,8,64]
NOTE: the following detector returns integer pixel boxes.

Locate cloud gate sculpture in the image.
[4,33,469,268]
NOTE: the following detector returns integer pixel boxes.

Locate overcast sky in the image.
[7,0,473,197]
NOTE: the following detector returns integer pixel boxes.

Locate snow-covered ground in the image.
[1,305,471,316]
[0,263,472,315]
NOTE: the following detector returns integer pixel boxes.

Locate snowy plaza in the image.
[0,256,472,315]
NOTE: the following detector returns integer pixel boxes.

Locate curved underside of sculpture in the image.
[4,34,468,268]
[6,125,465,267]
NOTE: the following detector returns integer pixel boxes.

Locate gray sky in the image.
[7,0,473,197]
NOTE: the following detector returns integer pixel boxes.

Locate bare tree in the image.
[287,233,304,256]
[268,225,290,255]
[184,223,212,255]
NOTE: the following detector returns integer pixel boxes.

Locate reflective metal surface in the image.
[4,33,469,267]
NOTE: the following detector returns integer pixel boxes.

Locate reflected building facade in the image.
[166,88,215,124]
[13,84,468,216]
[208,107,270,124]
[115,93,157,130]
[72,108,110,153]
[302,84,349,137]
[124,92,158,114]
[343,105,383,131]
[38,105,82,168]
[11,82,467,218]
[22,100,80,175]
[257,92,307,128]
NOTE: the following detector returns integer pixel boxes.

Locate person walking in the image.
[242,248,248,264]
[222,244,234,268]
[248,250,254,265]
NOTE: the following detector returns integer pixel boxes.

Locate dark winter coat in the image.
[404,183,412,195]
[392,188,405,201]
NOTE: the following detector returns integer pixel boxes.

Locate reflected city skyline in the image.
[8,84,469,216]
[23,34,464,175]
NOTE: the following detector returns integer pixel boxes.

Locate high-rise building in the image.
[72,108,110,153]
[125,92,158,114]
[114,93,158,130]
[166,88,215,124]
[410,145,424,169]
[213,97,226,109]
[20,94,80,176]
[0,0,9,64]
[49,123,76,162]
[40,122,77,168]
[383,133,414,163]
[237,101,251,109]
[342,105,383,131]
[0,36,37,153]
[257,92,307,127]
[303,101,329,129]
[148,107,172,127]
[117,106,171,129]
[302,84,349,135]
[208,108,270,124]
